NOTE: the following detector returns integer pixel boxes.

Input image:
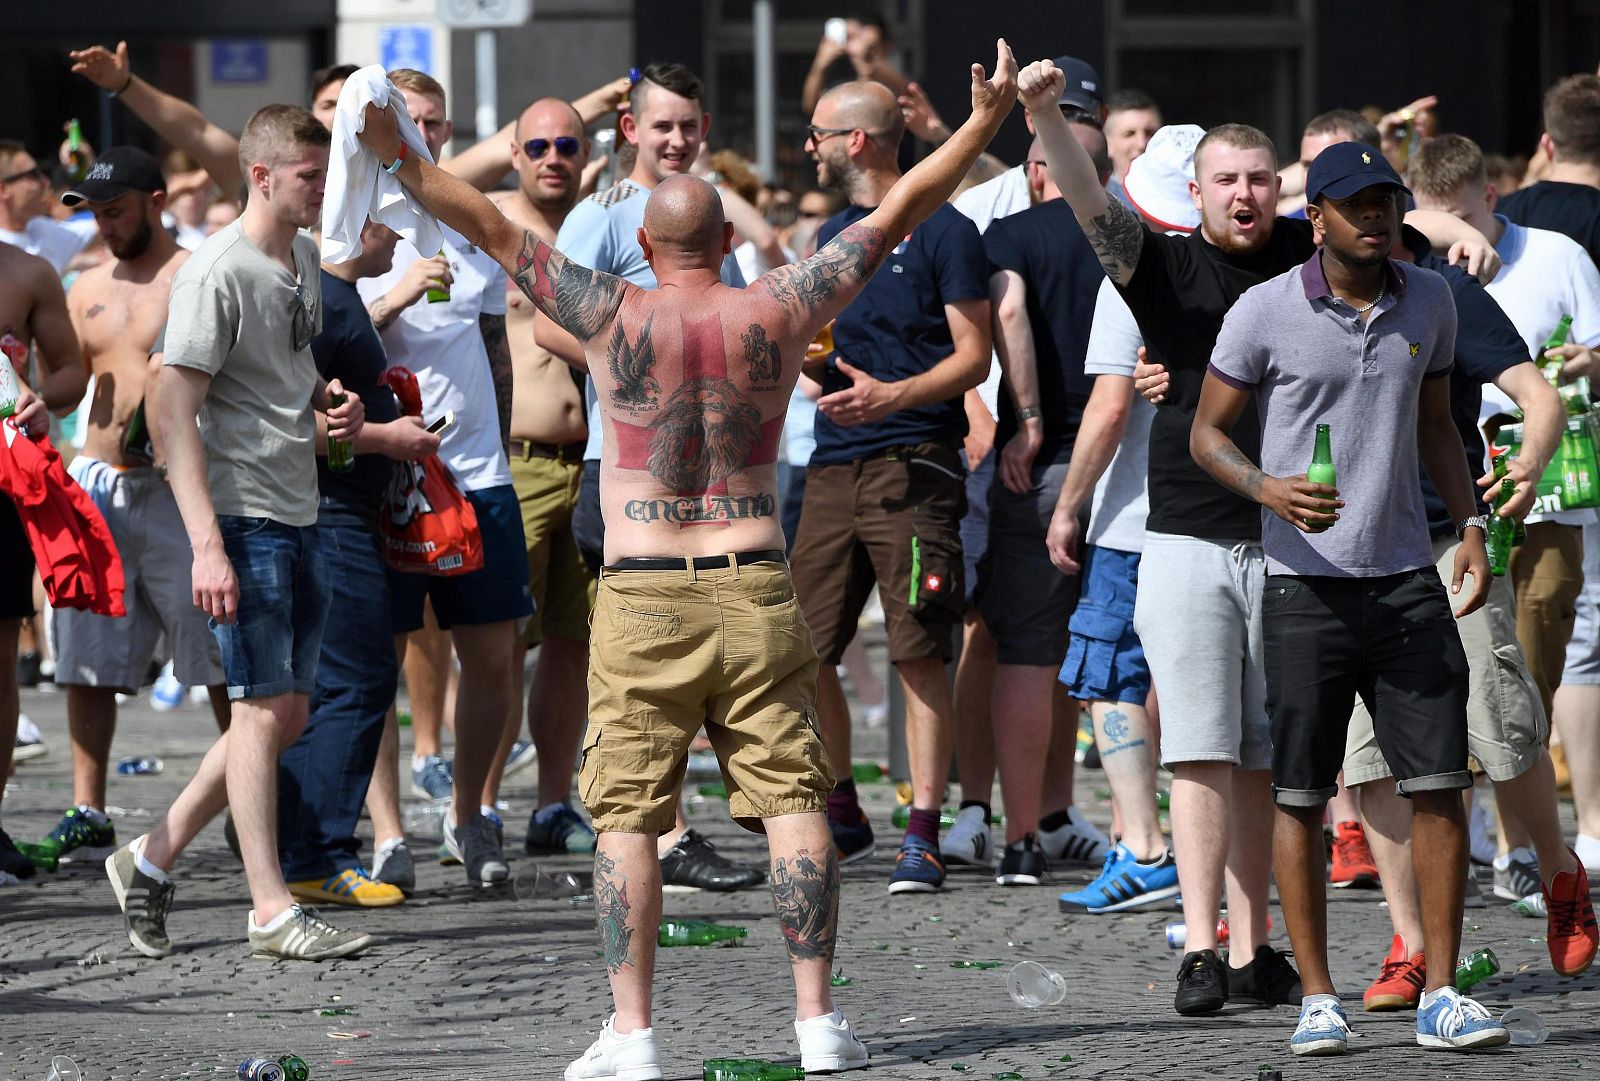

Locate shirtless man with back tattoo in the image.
[353,40,1017,1077]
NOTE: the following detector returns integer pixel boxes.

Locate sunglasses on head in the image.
[522,137,581,160]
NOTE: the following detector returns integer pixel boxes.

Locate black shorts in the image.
[0,495,34,619]
[1263,568,1471,806]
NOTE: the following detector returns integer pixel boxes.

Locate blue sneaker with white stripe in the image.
[1058,843,1180,914]
[1291,997,1350,1056]
[1416,987,1509,1049]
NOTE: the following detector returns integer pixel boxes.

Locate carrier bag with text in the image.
[377,367,484,576]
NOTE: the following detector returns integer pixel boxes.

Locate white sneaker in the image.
[1468,799,1496,866]
[565,1016,662,1081]
[13,713,46,762]
[940,804,992,867]
[795,1008,869,1073]
[1037,805,1110,865]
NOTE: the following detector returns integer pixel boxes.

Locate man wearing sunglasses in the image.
[104,105,368,963]
[484,98,600,859]
[0,141,98,274]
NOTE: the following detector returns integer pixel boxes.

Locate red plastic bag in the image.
[377,367,483,577]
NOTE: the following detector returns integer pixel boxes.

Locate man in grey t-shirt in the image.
[1192,142,1503,1055]
[103,105,371,964]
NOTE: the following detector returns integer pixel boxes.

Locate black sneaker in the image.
[830,809,876,866]
[660,829,765,893]
[1174,948,1228,1015]
[0,828,37,880]
[15,651,40,688]
[1230,944,1302,1005]
[996,833,1047,887]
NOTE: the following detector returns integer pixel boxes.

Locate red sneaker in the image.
[1363,933,1425,1012]
[1330,820,1380,889]
[1546,852,1599,977]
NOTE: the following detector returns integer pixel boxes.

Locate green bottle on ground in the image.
[659,919,748,947]
[703,1060,804,1080]
[276,1055,310,1081]
[1307,423,1336,487]
[1455,946,1499,990]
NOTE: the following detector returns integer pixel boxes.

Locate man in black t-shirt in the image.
[1018,57,1499,1017]
[973,132,1108,886]
[275,219,443,906]
[1498,75,1600,269]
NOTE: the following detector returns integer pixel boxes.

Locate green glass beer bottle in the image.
[1538,315,1573,375]
[1455,946,1500,991]
[1486,452,1517,577]
[327,392,354,473]
[276,1055,310,1081]
[1307,423,1336,487]
[659,919,749,947]
[703,1060,805,1081]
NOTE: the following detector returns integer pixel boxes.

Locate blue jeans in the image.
[212,516,328,700]
[277,504,398,881]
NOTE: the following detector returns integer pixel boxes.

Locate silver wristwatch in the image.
[1456,514,1489,537]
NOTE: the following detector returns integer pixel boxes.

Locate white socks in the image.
[131,836,169,883]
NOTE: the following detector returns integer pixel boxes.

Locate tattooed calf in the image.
[593,851,635,974]
[771,848,839,962]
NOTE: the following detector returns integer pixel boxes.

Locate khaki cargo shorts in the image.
[582,556,835,834]
[1343,535,1547,786]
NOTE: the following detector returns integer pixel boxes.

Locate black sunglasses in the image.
[522,137,581,160]
[0,164,44,185]
[291,283,316,352]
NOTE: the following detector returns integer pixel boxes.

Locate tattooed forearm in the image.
[607,315,659,409]
[479,314,513,446]
[593,851,634,974]
[741,324,782,387]
[1201,441,1266,501]
[511,231,625,341]
[646,379,762,493]
[771,848,839,963]
[1085,197,1146,282]
[762,223,888,313]
[623,493,776,524]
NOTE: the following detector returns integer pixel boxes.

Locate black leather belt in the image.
[508,438,585,462]
[606,549,787,572]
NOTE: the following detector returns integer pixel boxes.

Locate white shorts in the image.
[52,457,222,691]
[1133,531,1272,771]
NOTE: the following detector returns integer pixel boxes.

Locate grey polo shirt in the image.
[1208,253,1457,577]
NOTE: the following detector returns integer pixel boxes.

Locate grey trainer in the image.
[372,840,416,893]
[105,838,176,959]
[443,812,509,886]
[248,904,372,960]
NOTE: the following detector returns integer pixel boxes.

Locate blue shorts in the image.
[959,448,995,606]
[1059,545,1150,704]
[389,483,535,633]
[212,516,329,701]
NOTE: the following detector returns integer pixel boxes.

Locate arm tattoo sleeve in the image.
[1202,441,1266,501]
[593,851,635,974]
[761,222,888,313]
[770,847,839,963]
[479,314,513,446]
[510,231,624,341]
[1085,197,1147,281]
[606,314,659,409]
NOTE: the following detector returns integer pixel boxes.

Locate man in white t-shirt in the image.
[1410,133,1600,888]
[0,140,98,274]
[355,68,532,888]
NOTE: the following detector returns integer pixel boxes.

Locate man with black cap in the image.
[37,148,227,865]
[1191,142,1508,1055]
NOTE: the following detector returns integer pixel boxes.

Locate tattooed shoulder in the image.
[741,323,782,388]
[607,314,659,410]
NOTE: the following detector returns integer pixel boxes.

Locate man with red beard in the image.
[41,148,228,867]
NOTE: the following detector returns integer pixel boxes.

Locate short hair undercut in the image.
[1106,89,1159,116]
[237,104,330,177]
[632,62,704,115]
[1407,133,1487,199]
[1303,108,1381,149]
[1194,123,1277,174]
[1545,74,1600,164]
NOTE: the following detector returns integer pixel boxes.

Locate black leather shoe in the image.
[660,829,765,892]
[1174,948,1228,1015]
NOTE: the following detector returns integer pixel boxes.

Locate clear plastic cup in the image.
[513,864,585,902]
[45,1057,82,1081]
[1006,960,1067,1008]
[1500,1005,1548,1045]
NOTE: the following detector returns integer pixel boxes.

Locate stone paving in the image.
[4,672,1600,1080]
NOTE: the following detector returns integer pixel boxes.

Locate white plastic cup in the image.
[1500,1005,1548,1045]
[1007,960,1067,1008]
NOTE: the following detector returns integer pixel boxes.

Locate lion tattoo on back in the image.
[645,378,763,494]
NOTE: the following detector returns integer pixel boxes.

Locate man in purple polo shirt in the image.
[1190,143,1507,1056]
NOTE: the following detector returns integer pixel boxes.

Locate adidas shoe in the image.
[410,754,455,801]
[105,838,174,958]
[289,867,405,908]
[941,804,992,867]
[1037,805,1109,865]
[1292,997,1350,1056]
[1493,846,1539,902]
[1415,987,1508,1049]
[1363,933,1425,1012]
[247,904,372,961]
[659,829,764,893]
[996,833,1046,887]
[1058,843,1179,913]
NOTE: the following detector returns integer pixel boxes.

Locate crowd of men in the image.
[4,13,1600,1071]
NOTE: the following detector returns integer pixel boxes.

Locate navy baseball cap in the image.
[1304,141,1408,205]
[61,146,165,206]
[1051,55,1104,113]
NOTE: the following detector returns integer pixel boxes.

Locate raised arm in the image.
[759,39,1017,335]
[356,102,626,343]
[70,41,244,193]
[1016,60,1143,286]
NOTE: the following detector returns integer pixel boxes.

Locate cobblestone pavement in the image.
[4,672,1600,1080]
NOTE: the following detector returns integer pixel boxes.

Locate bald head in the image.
[515,97,584,141]
[816,81,904,147]
[642,174,728,264]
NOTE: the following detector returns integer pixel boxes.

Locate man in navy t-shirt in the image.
[789,79,990,895]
